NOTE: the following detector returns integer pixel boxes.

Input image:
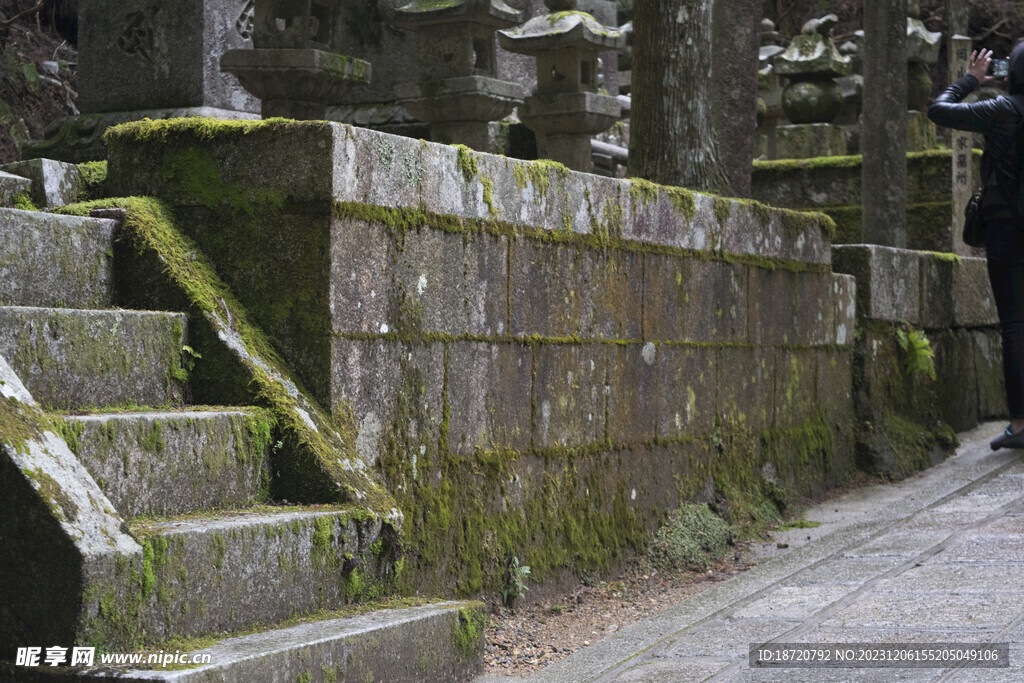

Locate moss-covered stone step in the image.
[57,409,273,518]
[119,506,400,644]
[0,209,116,309]
[0,306,188,410]
[0,602,484,682]
[0,170,31,206]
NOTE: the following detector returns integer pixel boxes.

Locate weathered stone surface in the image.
[329,217,394,337]
[0,209,115,309]
[952,257,998,327]
[932,330,979,432]
[643,256,747,343]
[331,339,445,471]
[0,306,187,410]
[607,344,659,445]
[717,347,774,432]
[974,328,1008,420]
[816,349,854,425]
[906,110,937,151]
[67,410,271,517]
[129,508,388,641]
[832,273,856,346]
[748,269,836,346]
[446,342,532,455]
[1,159,79,208]
[77,0,259,114]
[654,346,717,439]
[533,344,607,449]
[832,245,920,324]
[0,170,31,206]
[919,253,955,329]
[42,602,485,682]
[775,123,849,159]
[773,350,820,428]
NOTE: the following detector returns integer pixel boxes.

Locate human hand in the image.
[966,49,999,85]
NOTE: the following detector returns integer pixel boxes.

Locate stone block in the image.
[776,123,849,159]
[331,339,445,472]
[952,257,997,327]
[595,443,703,526]
[0,209,115,309]
[77,0,258,114]
[717,346,774,432]
[919,253,955,329]
[773,350,820,428]
[0,306,187,410]
[931,329,978,433]
[643,255,747,343]
[68,409,270,517]
[832,244,921,323]
[654,345,717,439]
[509,239,591,338]
[333,124,425,211]
[833,273,856,346]
[1,159,80,208]
[748,268,836,346]
[607,343,659,445]
[446,342,532,455]
[974,329,1008,420]
[0,170,30,206]
[583,248,644,339]
[816,350,854,425]
[329,218,395,336]
[907,110,937,152]
[533,345,607,449]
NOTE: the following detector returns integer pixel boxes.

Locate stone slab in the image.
[654,345,717,440]
[0,209,115,309]
[66,410,271,518]
[717,346,774,432]
[773,349,820,428]
[832,244,921,323]
[643,256,747,343]
[446,342,532,455]
[0,306,187,410]
[533,345,607,449]
[748,268,836,346]
[833,273,856,346]
[952,257,998,327]
[0,169,32,206]
[1,159,80,208]
[919,253,955,329]
[776,123,849,159]
[974,329,1008,420]
[607,344,659,445]
[820,590,1020,630]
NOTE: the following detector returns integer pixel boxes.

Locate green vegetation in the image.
[646,503,734,572]
[501,556,530,606]
[896,325,937,382]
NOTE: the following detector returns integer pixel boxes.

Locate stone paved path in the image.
[478,422,1024,682]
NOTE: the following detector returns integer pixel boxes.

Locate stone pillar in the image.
[755,19,786,160]
[862,0,908,247]
[711,0,762,196]
[906,16,941,152]
[950,35,976,256]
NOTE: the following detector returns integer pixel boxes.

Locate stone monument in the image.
[387,0,527,153]
[774,15,852,159]
[221,0,371,120]
[906,13,941,152]
[23,0,261,162]
[498,0,625,172]
[755,18,786,160]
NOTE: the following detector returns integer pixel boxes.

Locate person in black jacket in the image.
[928,44,1024,450]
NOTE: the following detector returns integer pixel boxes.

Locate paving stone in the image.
[0,209,115,309]
[654,345,717,439]
[1,159,80,208]
[731,585,850,620]
[821,590,1020,630]
[785,556,907,588]
[0,306,187,410]
[643,256,747,343]
[844,529,953,558]
[446,342,532,455]
[876,563,1024,594]
[533,344,606,449]
[607,343,658,445]
[647,617,803,659]
[928,493,1020,515]
[67,409,271,518]
[613,658,733,682]
[832,245,921,323]
[331,339,444,470]
[932,534,1024,564]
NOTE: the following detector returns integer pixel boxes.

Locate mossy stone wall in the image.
[103,118,856,597]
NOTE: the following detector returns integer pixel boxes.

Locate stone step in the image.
[0,306,188,410]
[1,601,484,682]
[0,170,31,206]
[0,208,116,309]
[57,408,273,518]
[123,506,399,643]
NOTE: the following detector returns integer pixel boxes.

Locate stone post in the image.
[950,34,976,256]
[862,0,908,247]
[906,16,941,151]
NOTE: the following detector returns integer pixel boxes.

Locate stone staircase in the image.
[0,162,483,681]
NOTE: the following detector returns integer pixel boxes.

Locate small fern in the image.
[501,556,530,607]
[896,326,936,381]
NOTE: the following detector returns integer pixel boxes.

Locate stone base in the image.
[907,110,937,152]
[776,123,849,160]
[537,134,594,172]
[21,107,260,163]
[431,120,511,155]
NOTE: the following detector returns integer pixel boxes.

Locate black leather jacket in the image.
[928,74,1024,210]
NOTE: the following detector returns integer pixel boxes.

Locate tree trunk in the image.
[629,0,729,193]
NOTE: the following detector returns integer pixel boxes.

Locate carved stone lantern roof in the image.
[907,17,941,66]
[775,14,852,79]
[392,0,524,29]
[498,11,625,55]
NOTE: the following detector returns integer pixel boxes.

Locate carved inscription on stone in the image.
[237,0,256,41]
[117,7,160,64]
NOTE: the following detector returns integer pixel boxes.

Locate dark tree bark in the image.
[629,0,730,193]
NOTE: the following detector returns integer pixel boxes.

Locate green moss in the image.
[11,191,37,211]
[454,144,478,182]
[480,174,498,220]
[76,160,108,201]
[22,466,80,522]
[140,420,165,453]
[451,606,485,660]
[646,503,733,572]
[713,197,732,226]
[0,395,51,454]
[52,415,85,454]
[311,516,338,571]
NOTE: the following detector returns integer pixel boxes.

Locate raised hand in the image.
[966,48,999,85]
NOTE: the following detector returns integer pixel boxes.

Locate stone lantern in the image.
[498,0,625,172]
[386,0,527,153]
[774,14,852,159]
[221,0,371,120]
[906,15,941,151]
